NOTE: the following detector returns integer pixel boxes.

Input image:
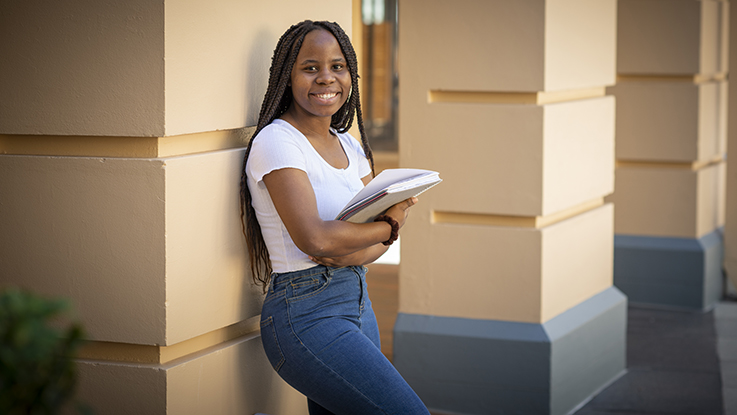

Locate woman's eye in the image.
[333,64,344,71]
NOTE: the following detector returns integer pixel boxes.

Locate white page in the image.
[343,168,436,208]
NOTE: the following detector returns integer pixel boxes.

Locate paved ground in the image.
[575,302,735,415]
[717,301,737,415]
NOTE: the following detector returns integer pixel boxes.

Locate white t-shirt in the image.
[246,118,372,273]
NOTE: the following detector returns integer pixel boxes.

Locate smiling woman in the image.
[239,20,428,415]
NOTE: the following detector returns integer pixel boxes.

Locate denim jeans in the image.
[260,265,429,415]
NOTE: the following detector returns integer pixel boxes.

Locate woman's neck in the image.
[281,105,334,141]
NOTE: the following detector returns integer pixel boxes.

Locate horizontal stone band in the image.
[616,155,725,171]
[617,73,727,84]
[0,126,255,158]
[77,315,261,365]
[428,87,606,105]
[432,198,605,229]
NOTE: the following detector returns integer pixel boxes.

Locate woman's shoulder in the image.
[254,119,300,143]
[249,119,308,162]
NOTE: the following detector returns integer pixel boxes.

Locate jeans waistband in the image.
[268,265,364,293]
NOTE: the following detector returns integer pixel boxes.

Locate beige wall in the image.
[611,80,726,163]
[399,0,616,324]
[609,162,726,239]
[402,204,613,323]
[404,97,614,217]
[164,0,351,135]
[399,0,615,93]
[727,0,737,286]
[0,0,166,136]
[0,0,354,412]
[75,333,305,415]
[618,0,727,75]
[611,0,729,242]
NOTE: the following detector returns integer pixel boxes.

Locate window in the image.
[361,0,398,152]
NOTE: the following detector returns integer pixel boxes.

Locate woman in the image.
[240,20,429,415]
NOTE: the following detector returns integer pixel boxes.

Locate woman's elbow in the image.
[294,234,331,257]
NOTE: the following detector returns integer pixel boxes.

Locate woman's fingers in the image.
[402,197,418,210]
[310,255,341,267]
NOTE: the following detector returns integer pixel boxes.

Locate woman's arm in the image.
[308,244,388,267]
[263,167,415,258]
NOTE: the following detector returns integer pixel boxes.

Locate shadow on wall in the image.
[244,28,276,127]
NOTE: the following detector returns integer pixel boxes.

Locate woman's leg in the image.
[260,266,428,415]
[302,269,389,415]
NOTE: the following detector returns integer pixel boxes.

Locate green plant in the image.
[0,287,85,414]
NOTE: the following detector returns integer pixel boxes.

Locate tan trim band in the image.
[432,198,605,229]
[428,87,606,105]
[0,127,255,158]
[616,155,725,171]
[77,315,261,364]
[617,73,727,84]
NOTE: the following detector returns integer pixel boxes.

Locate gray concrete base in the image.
[393,287,627,415]
[613,229,724,311]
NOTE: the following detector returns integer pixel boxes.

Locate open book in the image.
[336,168,442,223]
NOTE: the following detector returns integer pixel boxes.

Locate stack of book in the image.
[336,168,442,223]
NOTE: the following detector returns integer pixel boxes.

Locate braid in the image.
[240,20,374,289]
[322,22,375,175]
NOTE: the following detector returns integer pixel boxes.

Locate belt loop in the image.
[268,273,276,293]
[325,265,333,278]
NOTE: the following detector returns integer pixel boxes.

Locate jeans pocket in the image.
[260,316,285,372]
[286,273,330,302]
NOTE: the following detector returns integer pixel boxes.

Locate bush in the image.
[0,287,85,414]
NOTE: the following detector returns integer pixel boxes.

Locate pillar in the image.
[727,0,737,291]
[609,0,729,310]
[394,1,625,414]
[0,1,351,413]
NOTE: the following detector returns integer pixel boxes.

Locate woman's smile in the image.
[314,92,338,99]
[312,91,340,103]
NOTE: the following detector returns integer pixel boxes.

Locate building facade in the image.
[0,1,735,414]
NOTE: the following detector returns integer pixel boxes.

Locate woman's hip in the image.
[261,265,372,345]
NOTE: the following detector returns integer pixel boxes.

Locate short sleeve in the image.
[357,153,371,179]
[247,125,307,183]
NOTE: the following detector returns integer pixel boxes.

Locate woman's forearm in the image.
[297,220,391,258]
[309,242,390,268]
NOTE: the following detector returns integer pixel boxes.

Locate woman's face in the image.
[288,29,351,121]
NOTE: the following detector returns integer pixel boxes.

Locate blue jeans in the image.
[260,265,429,415]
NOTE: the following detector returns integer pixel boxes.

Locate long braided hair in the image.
[240,20,374,289]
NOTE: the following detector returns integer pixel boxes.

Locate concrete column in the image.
[394,1,624,414]
[727,0,737,291]
[0,1,350,413]
[609,0,729,310]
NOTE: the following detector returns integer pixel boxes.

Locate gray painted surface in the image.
[716,302,737,415]
[547,289,628,415]
[393,287,627,415]
[614,229,724,310]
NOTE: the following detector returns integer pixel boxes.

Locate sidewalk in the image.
[575,301,736,415]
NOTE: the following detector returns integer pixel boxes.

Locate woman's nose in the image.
[316,68,335,84]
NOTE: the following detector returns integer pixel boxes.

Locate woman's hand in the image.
[383,197,418,229]
[308,197,419,267]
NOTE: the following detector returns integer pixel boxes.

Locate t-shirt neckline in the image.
[275,118,351,172]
